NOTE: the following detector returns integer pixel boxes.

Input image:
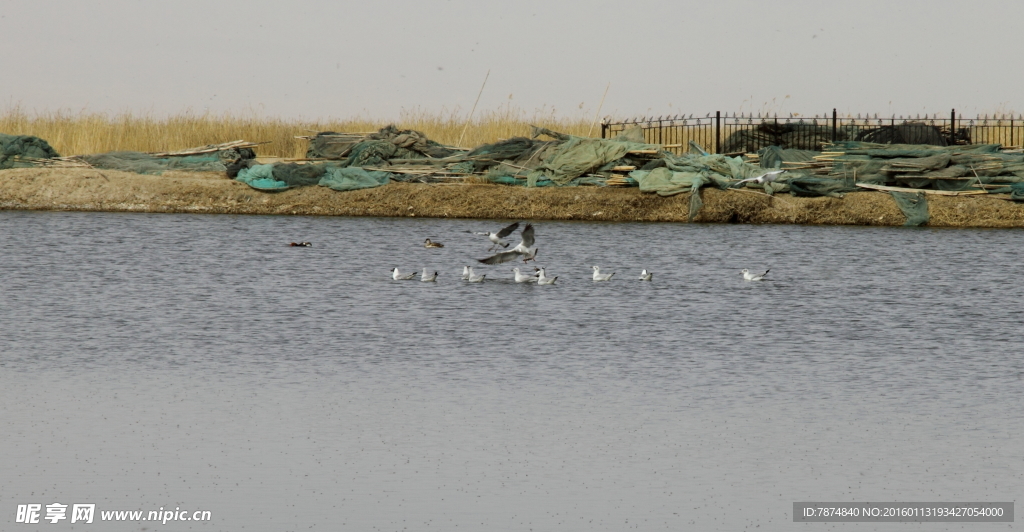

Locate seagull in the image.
[733,169,786,187]
[461,266,471,280]
[478,224,538,264]
[390,268,416,280]
[424,238,444,248]
[639,269,652,281]
[592,266,615,281]
[421,268,438,282]
[513,267,539,283]
[741,268,769,281]
[466,266,486,283]
[537,267,557,285]
[471,222,520,251]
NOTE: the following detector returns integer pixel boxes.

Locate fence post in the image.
[950,108,956,144]
[715,111,721,154]
[832,108,837,142]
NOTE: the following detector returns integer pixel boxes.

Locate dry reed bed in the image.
[3,168,1024,227]
[0,108,594,158]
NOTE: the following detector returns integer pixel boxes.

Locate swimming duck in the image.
[289,242,312,247]
[424,239,444,248]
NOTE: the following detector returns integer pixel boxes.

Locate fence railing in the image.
[601,109,1024,155]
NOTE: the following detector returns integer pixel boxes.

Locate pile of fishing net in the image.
[78,149,255,175]
[305,125,461,161]
[721,121,861,153]
[234,162,395,192]
[0,133,60,169]
[720,121,952,153]
[822,141,1024,188]
[237,124,467,191]
[238,125,663,191]
[738,141,1024,225]
[477,126,662,187]
[2,136,258,176]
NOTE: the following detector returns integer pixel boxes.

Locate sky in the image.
[2,0,1023,122]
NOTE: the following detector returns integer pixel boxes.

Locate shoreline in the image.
[3,168,1024,227]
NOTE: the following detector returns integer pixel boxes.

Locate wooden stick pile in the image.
[15,156,94,168]
[149,140,260,157]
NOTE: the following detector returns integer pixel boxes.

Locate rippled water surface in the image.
[1,211,1022,531]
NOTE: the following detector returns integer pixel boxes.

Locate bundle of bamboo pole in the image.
[149,140,260,157]
[15,156,93,168]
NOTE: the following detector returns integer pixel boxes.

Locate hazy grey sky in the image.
[3,0,1022,121]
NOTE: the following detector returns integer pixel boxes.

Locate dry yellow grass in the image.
[0,107,594,158]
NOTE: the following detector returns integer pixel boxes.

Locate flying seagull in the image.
[421,268,438,282]
[512,267,539,283]
[390,267,416,280]
[733,169,786,187]
[592,266,615,282]
[471,221,520,251]
[478,224,537,264]
[741,268,769,281]
[639,269,652,281]
[466,266,486,283]
[537,267,558,285]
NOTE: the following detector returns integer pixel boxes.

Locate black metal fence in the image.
[601,109,1024,155]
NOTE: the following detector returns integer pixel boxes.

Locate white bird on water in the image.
[390,268,416,280]
[512,267,539,283]
[537,267,557,285]
[478,224,538,264]
[471,221,520,251]
[741,268,770,281]
[733,169,786,187]
[421,268,438,282]
[592,266,615,281]
[639,269,652,281]
[461,266,471,280]
[466,266,486,283]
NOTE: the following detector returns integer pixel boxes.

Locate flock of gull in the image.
[377,222,770,285]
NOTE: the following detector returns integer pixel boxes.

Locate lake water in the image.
[1,210,1021,531]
